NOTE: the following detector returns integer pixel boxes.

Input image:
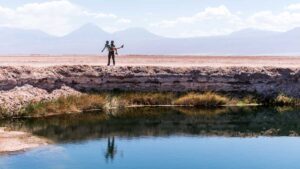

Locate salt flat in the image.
[0,55,299,67]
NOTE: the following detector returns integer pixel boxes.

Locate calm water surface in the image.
[1,107,300,169]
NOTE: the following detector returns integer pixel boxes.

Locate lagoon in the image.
[1,107,300,169]
[1,136,300,169]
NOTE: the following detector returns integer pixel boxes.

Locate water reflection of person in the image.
[105,136,117,162]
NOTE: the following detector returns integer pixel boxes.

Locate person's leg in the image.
[107,53,111,66]
[112,53,115,66]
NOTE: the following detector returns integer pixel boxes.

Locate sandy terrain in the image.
[0,55,299,67]
[0,128,49,154]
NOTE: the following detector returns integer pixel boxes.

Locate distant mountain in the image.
[113,27,161,41]
[63,24,110,41]
[0,24,300,55]
[229,28,280,38]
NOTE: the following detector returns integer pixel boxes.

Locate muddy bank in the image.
[0,127,49,154]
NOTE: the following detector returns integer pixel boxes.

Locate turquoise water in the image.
[1,107,300,169]
[1,136,300,169]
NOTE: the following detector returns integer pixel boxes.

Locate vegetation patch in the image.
[272,94,300,106]
[5,91,300,119]
[21,94,106,117]
[230,95,259,106]
[174,92,229,107]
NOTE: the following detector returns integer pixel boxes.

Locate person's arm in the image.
[114,48,119,55]
[114,45,123,55]
[111,45,124,51]
[115,45,124,50]
[101,45,107,52]
[111,45,124,55]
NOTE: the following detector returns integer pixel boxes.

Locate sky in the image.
[1,0,300,37]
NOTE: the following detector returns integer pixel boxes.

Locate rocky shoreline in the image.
[0,66,299,96]
[0,85,80,118]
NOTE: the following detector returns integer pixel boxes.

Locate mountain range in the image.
[0,23,300,55]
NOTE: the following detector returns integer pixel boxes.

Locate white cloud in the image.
[117,18,132,24]
[0,0,131,36]
[152,5,239,28]
[247,10,300,32]
[151,4,300,37]
[286,3,300,11]
[2,1,300,38]
[151,5,244,37]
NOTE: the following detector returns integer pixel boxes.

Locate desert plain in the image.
[0,55,299,67]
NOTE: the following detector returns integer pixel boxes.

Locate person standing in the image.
[107,41,124,66]
[108,41,116,66]
[101,41,111,65]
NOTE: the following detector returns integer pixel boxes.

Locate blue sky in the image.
[0,0,300,37]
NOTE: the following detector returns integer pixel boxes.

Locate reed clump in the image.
[22,94,106,117]
[230,95,259,106]
[15,92,300,119]
[174,92,229,107]
[273,94,300,106]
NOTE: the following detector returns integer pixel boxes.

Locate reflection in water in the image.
[105,137,117,162]
[1,106,300,144]
[2,136,300,169]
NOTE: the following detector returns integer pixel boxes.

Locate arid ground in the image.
[0,55,299,67]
